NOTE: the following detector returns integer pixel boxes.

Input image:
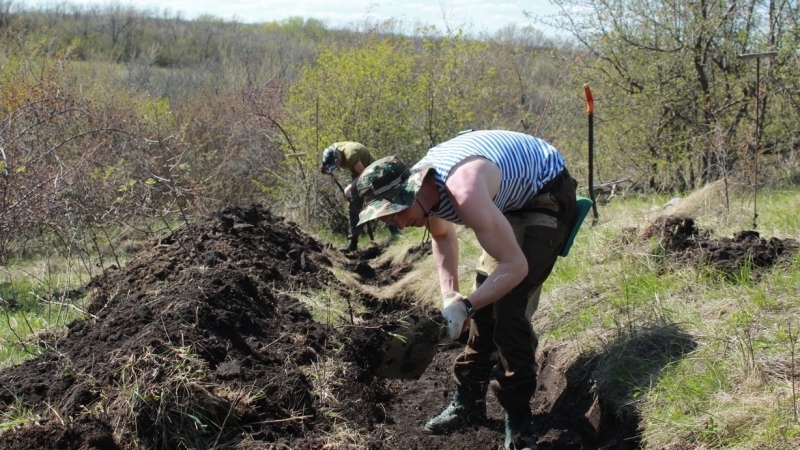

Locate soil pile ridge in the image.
[640,215,797,276]
[0,204,394,449]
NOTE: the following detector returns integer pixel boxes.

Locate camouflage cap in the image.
[356,156,433,226]
[321,145,339,174]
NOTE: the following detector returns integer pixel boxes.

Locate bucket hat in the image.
[356,156,433,225]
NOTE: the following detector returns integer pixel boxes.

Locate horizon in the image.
[19,0,565,37]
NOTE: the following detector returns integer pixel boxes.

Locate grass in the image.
[0,228,143,369]
[0,265,89,368]
[102,343,257,449]
[289,286,365,325]
[0,393,40,434]
[531,186,800,449]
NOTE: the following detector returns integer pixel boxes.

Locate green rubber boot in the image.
[503,406,537,450]
[423,385,487,434]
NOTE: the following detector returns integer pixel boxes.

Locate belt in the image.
[513,167,572,222]
[537,167,571,196]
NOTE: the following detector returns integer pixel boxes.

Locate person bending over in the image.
[355,130,577,450]
[319,141,399,251]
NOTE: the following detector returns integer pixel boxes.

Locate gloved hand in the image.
[442,291,466,309]
[343,184,353,201]
[441,301,468,340]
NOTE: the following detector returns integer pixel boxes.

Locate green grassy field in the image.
[0,256,93,369]
[539,187,800,449]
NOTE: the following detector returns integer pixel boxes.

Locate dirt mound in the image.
[640,215,798,277]
[0,203,639,449]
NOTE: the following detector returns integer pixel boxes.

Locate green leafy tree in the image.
[282,35,420,229]
[287,36,419,158]
[414,29,484,147]
[548,0,799,191]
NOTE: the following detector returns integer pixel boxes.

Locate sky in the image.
[20,0,563,37]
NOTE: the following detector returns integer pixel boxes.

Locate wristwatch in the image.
[460,298,476,318]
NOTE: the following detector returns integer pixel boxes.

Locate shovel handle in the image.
[584,84,599,224]
[330,175,346,194]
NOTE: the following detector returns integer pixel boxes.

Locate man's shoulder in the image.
[338,141,367,151]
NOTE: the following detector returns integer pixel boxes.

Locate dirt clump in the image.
[0,203,639,449]
[640,215,797,277]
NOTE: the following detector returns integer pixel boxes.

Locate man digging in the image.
[355,130,578,450]
[319,141,399,252]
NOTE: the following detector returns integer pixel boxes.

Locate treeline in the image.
[549,0,800,192]
[0,0,798,265]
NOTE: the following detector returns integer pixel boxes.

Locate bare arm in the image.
[347,161,367,191]
[444,158,527,310]
[428,216,459,296]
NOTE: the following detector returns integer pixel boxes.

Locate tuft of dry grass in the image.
[101,343,257,450]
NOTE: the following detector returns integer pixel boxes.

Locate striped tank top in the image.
[412,130,565,225]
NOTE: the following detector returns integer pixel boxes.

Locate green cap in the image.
[357,156,433,225]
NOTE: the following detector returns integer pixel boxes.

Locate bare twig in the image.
[534,52,589,137]
[252,415,313,425]
[36,297,97,320]
[1,302,33,355]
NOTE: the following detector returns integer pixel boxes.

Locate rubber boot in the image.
[423,384,487,434]
[503,406,537,450]
[339,238,357,252]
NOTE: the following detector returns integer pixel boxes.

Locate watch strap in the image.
[460,298,476,318]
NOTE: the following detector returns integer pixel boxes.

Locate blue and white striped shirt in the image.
[412,130,565,225]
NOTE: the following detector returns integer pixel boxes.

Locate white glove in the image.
[442,291,466,309]
[343,184,353,201]
[441,301,468,340]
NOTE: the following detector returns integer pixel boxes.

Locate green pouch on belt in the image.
[560,196,593,257]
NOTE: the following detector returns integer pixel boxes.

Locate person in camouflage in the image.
[320,142,399,252]
[356,130,578,450]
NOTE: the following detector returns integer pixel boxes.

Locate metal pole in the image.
[739,51,777,230]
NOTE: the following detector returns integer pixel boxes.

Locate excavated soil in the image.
[3,205,793,450]
[639,215,798,277]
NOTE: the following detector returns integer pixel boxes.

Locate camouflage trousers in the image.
[347,180,364,242]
